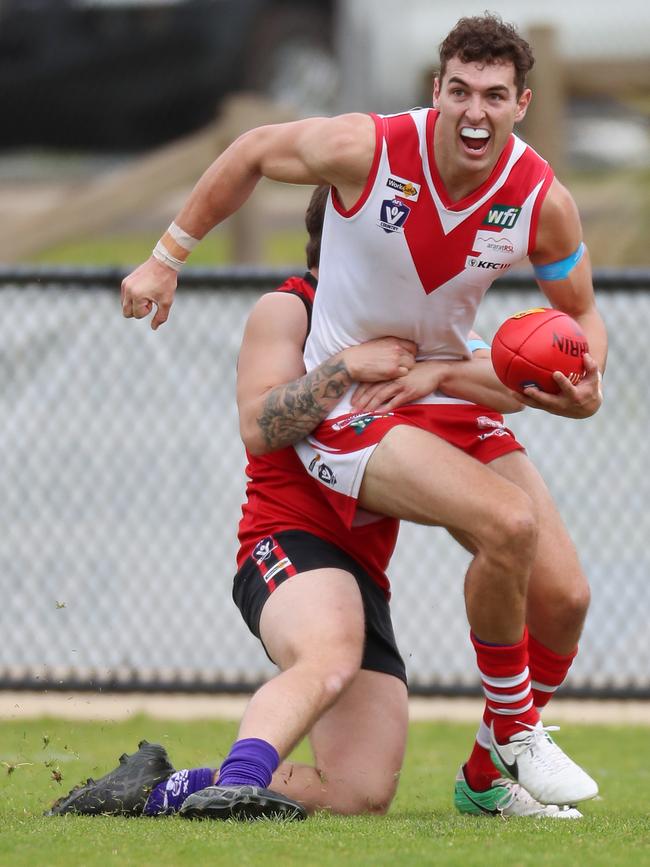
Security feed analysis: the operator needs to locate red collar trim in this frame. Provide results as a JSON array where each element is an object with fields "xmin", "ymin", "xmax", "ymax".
[{"xmin": 425, "ymin": 109, "xmax": 516, "ymax": 211}]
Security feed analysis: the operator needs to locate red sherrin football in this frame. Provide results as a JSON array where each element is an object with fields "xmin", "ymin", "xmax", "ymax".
[{"xmin": 491, "ymin": 308, "xmax": 589, "ymax": 394}]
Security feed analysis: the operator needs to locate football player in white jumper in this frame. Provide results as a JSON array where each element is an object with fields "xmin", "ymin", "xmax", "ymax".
[{"xmin": 122, "ymin": 13, "xmax": 606, "ymax": 815}]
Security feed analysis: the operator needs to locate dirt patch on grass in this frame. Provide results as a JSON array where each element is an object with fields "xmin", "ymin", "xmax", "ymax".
[{"xmin": 1, "ymin": 692, "xmax": 649, "ymax": 724}]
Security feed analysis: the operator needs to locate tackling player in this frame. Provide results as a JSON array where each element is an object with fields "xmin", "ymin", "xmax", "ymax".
[
  {"xmin": 51, "ymin": 185, "xmax": 568, "ymax": 820},
  {"xmin": 121, "ymin": 14, "xmax": 607, "ymax": 810}
]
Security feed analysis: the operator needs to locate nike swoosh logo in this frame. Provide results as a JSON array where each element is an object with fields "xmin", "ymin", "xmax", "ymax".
[
  {"xmin": 491, "ymin": 742, "xmax": 519, "ymax": 780},
  {"xmin": 463, "ymin": 790, "xmax": 500, "ymax": 816}
]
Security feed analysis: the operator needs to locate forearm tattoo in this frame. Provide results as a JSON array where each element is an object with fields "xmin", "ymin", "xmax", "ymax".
[{"xmin": 257, "ymin": 357, "xmax": 351, "ymax": 450}]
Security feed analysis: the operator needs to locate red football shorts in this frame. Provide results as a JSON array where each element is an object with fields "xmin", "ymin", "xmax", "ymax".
[{"xmin": 294, "ymin": 403, "xmax": 524, "ymax": 528}]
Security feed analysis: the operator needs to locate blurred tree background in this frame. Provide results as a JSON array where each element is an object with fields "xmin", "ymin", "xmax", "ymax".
[{"xmin": 0, "ymin": 0, "xmax": 648, "ymax": 268}]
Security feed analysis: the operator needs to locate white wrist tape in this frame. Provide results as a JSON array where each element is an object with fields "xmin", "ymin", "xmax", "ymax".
[
  {"xmin": 167, "ymin": 221, "xmax": 199, "ymax": 252},
  {"xmin": 152, "ymin": 240, "xmax": 185, "ymax": 272}
]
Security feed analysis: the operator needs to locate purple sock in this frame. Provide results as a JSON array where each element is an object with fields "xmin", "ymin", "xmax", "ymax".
[
  {"xmin": 216, "ymin": 738, "xmax": 280, "ymax": 789},
  {"xmin": 143, "ymin": 767, "xmax": 214, "ymax": 816}
]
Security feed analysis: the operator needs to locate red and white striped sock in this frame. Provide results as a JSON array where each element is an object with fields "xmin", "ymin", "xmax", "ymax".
[
  {"xmin": 471, "ymin": 629, "xmax": 539, "ymax": 743},
  {"xmin": 528, "ymin": 633, "xmax": 577, "ymax": 711},
  {"xmin": 464, "ymin": 705, "xmax": 500, "ymax": 791}
]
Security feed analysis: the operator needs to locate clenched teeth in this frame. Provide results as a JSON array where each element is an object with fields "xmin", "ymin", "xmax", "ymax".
[{"xmin": 460, "ymin": 127, "xmax": 490, "ymax": 139}]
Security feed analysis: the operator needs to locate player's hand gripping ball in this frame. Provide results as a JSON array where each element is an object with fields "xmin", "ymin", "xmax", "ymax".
[{"xmin": 491, "ymin": 308, "xmax": 589, "ymax": 394}]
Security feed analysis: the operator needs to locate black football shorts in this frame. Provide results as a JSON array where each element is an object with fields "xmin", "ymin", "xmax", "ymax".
[{"xmin": 233, "ymin": 530, "xmax": 407, "ymax": 685}]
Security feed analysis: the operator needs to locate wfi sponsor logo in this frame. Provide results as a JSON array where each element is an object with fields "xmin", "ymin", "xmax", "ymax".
[{"xmin": 482, "ymin": 204, "xmax": 521, "ymax": 229}]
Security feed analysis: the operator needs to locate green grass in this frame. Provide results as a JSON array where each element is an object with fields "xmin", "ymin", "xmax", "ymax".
[
  {"xmin": 1, "ymin": 716, "xmax": 649, "ymax": 867},
  {"xmin": 28, "ymin": 229, "xmax": 308, "ymax": 269},
  {"xmin": 23, "ymin": 168, "xmax": 650, "ymax": 269}
]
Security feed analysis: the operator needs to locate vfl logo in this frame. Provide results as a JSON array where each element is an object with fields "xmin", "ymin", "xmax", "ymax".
[
  {"xmin": 308, "ymin": 453, "xmax": 337, "ymax": 485},
  {"xmin": 482, "ymin": 204, "xmax": 522, "ymax": 229},
  {"xmin": 378, "ymin": 199, "xmax": 411, "ymax": 234},
  {"xmin": 253, "ymin": 536, "xmax": 276, "ymax": 564},
  {"xmin": 318, "ymin": 464, "xmax": 337, "ymax": 485}
]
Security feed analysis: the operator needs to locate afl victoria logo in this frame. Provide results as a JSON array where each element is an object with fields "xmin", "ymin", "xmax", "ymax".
[
  {"xmin": 317, "ymin": 464, "xmax": 337, "ymax": 485},
  {"xmin": 378, "ymin": 199, "xmax": 411, "ymax": 234}
]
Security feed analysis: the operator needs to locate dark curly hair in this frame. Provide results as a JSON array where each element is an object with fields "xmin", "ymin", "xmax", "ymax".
[
  {"xmin": 305, "ymin": 184, "xmax": 329, "ymax": 270},
  {"xmin": 439, "ymin": 13, "xmax": 534, "ymax": 96}
]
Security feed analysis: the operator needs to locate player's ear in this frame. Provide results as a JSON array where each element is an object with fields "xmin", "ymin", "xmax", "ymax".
[
  {"xmin": 432, "ymin": 76, "xmax": 441, "ymax": 108},
  {"xmin": 514, "ymin": 88, "xmax": 532, "ymax": 123}
]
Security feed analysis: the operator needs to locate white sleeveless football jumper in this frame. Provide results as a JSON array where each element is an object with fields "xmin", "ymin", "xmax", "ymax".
[{"xmin": 295, "ymin": 108, "xmax": 551, "ymax": 525}]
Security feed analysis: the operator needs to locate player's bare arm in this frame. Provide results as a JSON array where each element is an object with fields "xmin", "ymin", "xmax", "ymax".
[
  {"xmin": 176, "ymin": 114, "xmax": 375, "ymax": 237},
  {"xmin": 435, "ymin": 354, "xmax": 523, "ymax": 413},
  {"xmin": 351, "ymin": 337, "xmax": 523, "ymax": 414},
  {"xmin": 121, "ymin": 114, "xmax": 375, "ymax": 330},
  {"xmin": 352, "ymin": 357, "xmax": 522, "ymax": 414},
  {"xmin": 238, "ymin": 293, "xmax": 415, "ymax": 455},
  {"xmin": 523, "ymin": 178, "xmax": 608, "ymax": 418}
]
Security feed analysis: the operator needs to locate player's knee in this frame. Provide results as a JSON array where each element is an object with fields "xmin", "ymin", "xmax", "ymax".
[
  {"xmin": 489, "ymin": 495, "xmax": 538, "ymax": 565},
  {"xmin": 296, "ymin": 639, "xmax": 362, "ymax": 706},
  {"xmin": 575, "ymin": 580, "xmax": 591, "ymax": 617},
  {"xmin": 508, "ymin": 506, "xmax": 538, "ymax": 553},
  {"xmin": 340, "ymin": 776, "xmax": 399, "ymax": 816},
  {"xmin": 364, "ymin": 777, "xmax": 400, "ymax": 815},
  {"xmin": 321, "ymin": 655, "xmax": 362, "ymax": 703},
  {"xmin": 553, "ymin": 578, "xmax": 591, "ymax": 627}
]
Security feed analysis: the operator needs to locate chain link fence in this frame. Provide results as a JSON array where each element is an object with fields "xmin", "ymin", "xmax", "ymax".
[{"xmin": 1, "ymin": 266, "xmax": 648, "ymax": 697}]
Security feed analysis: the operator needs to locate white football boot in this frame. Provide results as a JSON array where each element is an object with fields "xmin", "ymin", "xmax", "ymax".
[{"xmin": 490, "ymin": 721, "xmax": 598, "ymax": 805}]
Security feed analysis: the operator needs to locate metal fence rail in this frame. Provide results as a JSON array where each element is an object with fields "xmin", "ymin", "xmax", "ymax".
[{"xmin": 2, "ymin": 267, "xmax": 649, "ymax": 697}]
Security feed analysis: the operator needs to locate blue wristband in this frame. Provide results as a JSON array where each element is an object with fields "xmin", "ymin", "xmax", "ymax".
[
  {"xmin": 467, "ymin": 338, "xmax": 490, "ymax": 353},
  {"xmin": 533, "ymin": 242, "xmax": 585, "ymax": 281}
]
